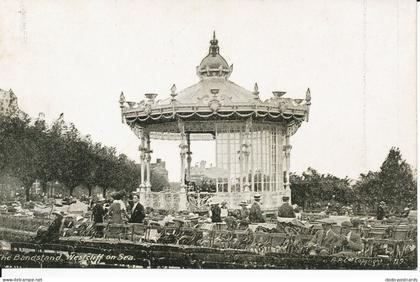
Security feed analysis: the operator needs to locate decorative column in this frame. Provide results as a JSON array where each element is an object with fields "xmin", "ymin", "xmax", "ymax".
[
  {"xmin": 243, "ymin": 118, "xmax": 252, "ymax": 191},
  {"xmin": 284, "ymin": 135, "xmax": 292, "ymax": 191},
  {"xmin": 276, "ymin": 127, "xmax": 284, "ymax": 204},
  {"xmin": 239, "ymin": 130, "xmax": 244, "ymax": 192},
  {"xmin": 145, "ymin": 132, "xmax": 152, "ymax": 192},
  {"xmin": 139, "ymin": 134, "xmax": 147, "ymax": 206},
  {"xmin": 186, "ymin": 133, "xmax": 192, "ymax": 182},
  {"xmin": 178, "ymin": 120, "xmax": 188, "ymax": 211},
  {"xmin": 250, "ymin": 127, "xmax": 255, "ymax": 198}
]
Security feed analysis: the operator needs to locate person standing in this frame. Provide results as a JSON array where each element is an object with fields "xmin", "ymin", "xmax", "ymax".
[
  {"xmin": 376, "ymin": 201, "xmax": 386, "ymax": 220},
  {"xmin": 128, "ymin": 195, "xmax": 145, "ymax": 223},
  {"xmin": 91, "ymin": 196, "xmax": 106, "ymax": 237},
  {"xmin": 220, "ymin": 201, "xmax": 229, "ymax": 220},
  {"xmin": 108, "ymin": 193, "xmax": 124, "ymax": 224},
  {"xmin": 127, "ymin": 194, "xmax": 134, "ymax": 212},
  {"xmin": 277, "ymin": 196, "xmax": 295, "ymax": 218},
  {"xmin": 249, "ymin": 194, "xmax": 265, "ymax": 223},
  {"xmin": 209, "ymin": 200, "xmax": 222, "ymax": 223}
]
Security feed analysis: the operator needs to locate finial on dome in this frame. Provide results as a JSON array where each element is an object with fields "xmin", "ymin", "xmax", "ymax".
[
  {"xmin": 197, "ymin": 32, "xmax": 231, "ymax": 79},
  {"xmin": 209, "ymin": 31, "xmax": 219, "ymax": 56}
]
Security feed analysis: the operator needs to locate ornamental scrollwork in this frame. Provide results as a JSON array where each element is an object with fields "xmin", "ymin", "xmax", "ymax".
[{"xmin": 286, "ymin": 120, "xmax": 302, "ymax": 137}]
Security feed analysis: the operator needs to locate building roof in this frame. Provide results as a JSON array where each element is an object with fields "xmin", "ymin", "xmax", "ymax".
[
  {"xmin": 158, "ymin": 78, "xmax": 254, "ymax": 106},
  {"xmin": 120, "ymin": 33, "xmax": 311, "ymax": 136}
]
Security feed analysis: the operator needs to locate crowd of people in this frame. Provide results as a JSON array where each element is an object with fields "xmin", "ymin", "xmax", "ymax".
[
  {"xmin": 34, "ymin": 191, "xmax": 146, "ymax": 242},
  {"xmin": 306, "ymin": 219, "xmax": 363, "ymax": 256},
  {"xmin": 208, "ymin": 194, "xmax": 298, "ymax": 224},
  {"xmin": 30, "ymin": 191, "xmax": 415, "ymax": 259}
]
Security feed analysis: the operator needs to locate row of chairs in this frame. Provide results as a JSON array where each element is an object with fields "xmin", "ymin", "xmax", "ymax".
[
  {"xmin": 77, "ymin": 223, "xmax": 318, "ymax": 253},
  {"xmin": 76, "ymin": 222, "xmax": 416, "ymax": 257}
]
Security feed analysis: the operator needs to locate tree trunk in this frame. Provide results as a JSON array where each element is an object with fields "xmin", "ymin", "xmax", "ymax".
[
  {"xmin": 88, "ymin": 186, "xmax": 92, "ymax": 197},
  {"xmin": 25, "ymin": 186, "xmax": 30, "ymax": 202},
  {"xmin": 102, "ymin": 187, "xmax": 107, "ymax": 198}
]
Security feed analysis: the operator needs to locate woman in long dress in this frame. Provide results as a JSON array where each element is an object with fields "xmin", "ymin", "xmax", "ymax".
[{"xmin": 108, "ymin": 193, "xmax": 126, "ymax": 224}]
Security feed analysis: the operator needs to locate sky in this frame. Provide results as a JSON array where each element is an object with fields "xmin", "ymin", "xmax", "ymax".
[{"xmin": 0, "ymin": 0, "xmax": 416, "ymax": 182}]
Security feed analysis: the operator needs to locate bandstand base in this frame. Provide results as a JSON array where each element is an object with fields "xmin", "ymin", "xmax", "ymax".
[{"xmin": 143, "ymin": 190, "xmax": 291, "ymax": 212}]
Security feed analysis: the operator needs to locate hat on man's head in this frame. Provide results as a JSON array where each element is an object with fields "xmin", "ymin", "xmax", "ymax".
[
  {"xmin": 254, "ymin": 193, "xmax": 261, "ymax": 201},
  {"xmin": 341, "ymin": 221, "xmax": 352, "ymax": 228},
  {"xmin": 282, "ymin": 196, "xmax": 290, "ymax": 202},
  {"xmin": 239, "ymin": 201, "xmax": 247, "ymax": 206}
]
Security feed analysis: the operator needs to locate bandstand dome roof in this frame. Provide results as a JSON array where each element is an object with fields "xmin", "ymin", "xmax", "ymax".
[
  {"xmin": 196, "ymin": 31, "xmax": 231, "ymax": 79},
  {"xmin": 120, "ymin": 32, "xmax": 311, "ymax": 139},
  {"xmin": 158, "ymin": 77, "xmax": 254, "ymax": 106}
]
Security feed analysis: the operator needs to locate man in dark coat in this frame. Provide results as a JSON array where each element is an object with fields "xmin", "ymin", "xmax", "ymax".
[
  {"xmin": 91, "ymin": 196, "xmax": 106, "ymax": 237},
  {"xmin": 128, "ymin": 195, "xmax": 145, "ymax": 224},
  {"xmin": 278, "ymin": 196, "xmax": 295, "ymax": 218},
  {"xmin": 210, "ymin": 202, "xmax": 222, "ymax": 223},
  {"xmin": 249, "ymin": 194, "xmax": 265, "ymax": 223}
]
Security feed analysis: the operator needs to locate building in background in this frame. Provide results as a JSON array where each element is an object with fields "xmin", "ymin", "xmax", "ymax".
[{"xmin": 151, "ymin": 158, "xmax": 169, "ymax": 182}]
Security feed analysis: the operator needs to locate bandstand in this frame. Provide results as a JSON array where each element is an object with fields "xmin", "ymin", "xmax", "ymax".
[{"xmin": 119, "ymin": 33, "xmax": 311, "ymax": 211}]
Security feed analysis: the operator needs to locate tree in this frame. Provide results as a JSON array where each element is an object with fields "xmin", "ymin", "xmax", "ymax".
[
  {"xmin": 353, "ymin": 171, "xmax": 381, "ymax": 211},
  {"xmin": 0, "ymin": 114, "xmax": 143, "ymax": 199},
  {"xmin": 150, "ymin": 171, "xmax": 169, "ymax": 192},
  {"xmin": 378, "ymin": 147, "xmax": 416, "ymax": 208},
  {"xmin": 354, "ymin": 147, "xmax": 416, "ymax": 211},
  {"xmin": 291, "ymin": 167, "xmax": 354, "ymax": 210}
]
